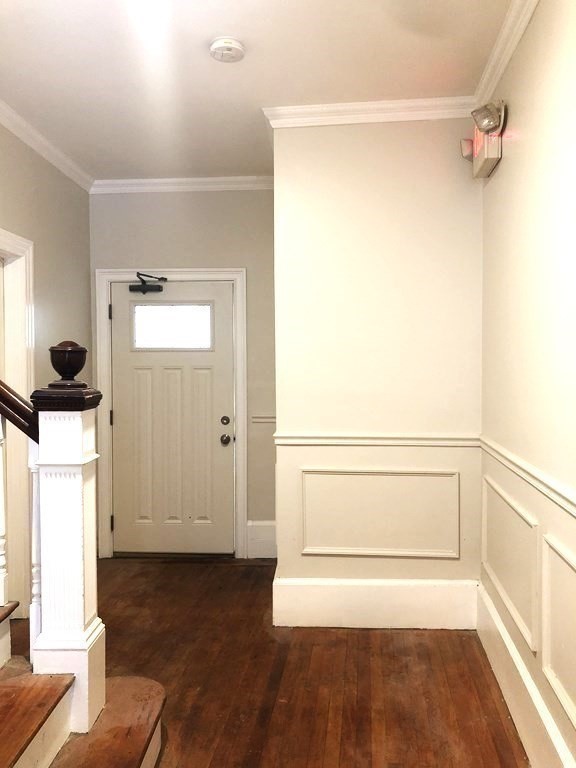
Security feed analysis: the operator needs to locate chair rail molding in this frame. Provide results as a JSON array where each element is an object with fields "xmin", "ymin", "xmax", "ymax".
[
  {"xmin": 95, "ymin": 268, "xmax": 248, "ymax": 559},
  {"xmin": 480, "ymin": 436, "xmax": 576, "ymax": 518},
  {"xmin": 274, "ymin": 433, "xmax": 481, "ymax": 448}
]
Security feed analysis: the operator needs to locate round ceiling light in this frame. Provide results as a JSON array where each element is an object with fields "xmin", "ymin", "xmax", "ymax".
[{"xmin": 209, "ymin": 37, "xmax": 245, "ymax": 63}]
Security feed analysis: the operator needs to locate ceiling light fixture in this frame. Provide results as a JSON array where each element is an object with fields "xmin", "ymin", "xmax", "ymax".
[{"xmin": 209, "ymin": 37, "xmax": 245, "ymax": 63}]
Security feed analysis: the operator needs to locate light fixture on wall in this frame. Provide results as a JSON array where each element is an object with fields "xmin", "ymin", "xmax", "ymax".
[
  {"xmin": 471, "ymin": 101, "xmax": 506, "ymax": 134},
  {"xmin": 461, "ymin": 101, "xmax": 507, "ymax": 179}
]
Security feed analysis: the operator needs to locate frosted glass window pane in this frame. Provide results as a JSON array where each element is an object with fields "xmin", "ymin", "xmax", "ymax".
[{"xmin": 133, "ymin": 304, "xmax": 212, "ymax": 349}]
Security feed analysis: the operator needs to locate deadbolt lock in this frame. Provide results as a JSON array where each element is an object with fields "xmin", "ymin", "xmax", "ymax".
[{"xmin": 220, "ymin": 415, "xmax": 230, "ymax": 425}]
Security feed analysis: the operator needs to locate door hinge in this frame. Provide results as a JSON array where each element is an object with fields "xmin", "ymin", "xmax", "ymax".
[
  {"xmin": 108, "ymin": 303, "xmax": 112, "ymax": 320},
  {"xmin": 109, "ymin": 410, "xmax": 113, "ymax": 426},
  {"xmin": 110, "ymin": 515, "xmax": 114, "ymax": 532}
]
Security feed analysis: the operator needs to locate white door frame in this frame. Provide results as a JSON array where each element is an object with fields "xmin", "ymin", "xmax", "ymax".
[
  {"xmin": 95, "ymin": 268, "xmax": 248, "ymax": 558},
  {"xmin": 0, "ymin": 228, "xmax": 34, "ymax": 617}
]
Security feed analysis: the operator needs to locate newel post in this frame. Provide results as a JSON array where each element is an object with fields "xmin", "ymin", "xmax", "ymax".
[{"xmin": 30, "ymin": 341, "xmax": 105, "ymax": 733}]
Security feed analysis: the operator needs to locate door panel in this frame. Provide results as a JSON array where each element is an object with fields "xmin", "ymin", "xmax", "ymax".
[{"xmin": 111, "ymin": 281, "xmax": 235, "ymax": 553}]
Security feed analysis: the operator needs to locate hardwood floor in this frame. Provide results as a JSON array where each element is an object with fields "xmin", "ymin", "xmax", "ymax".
[{"xmin": 97, "ymin": 558, "xmax": 528, "ymax": 768}]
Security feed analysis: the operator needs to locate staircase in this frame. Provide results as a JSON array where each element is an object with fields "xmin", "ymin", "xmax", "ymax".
[{"xmin": 0, "ymin": 342, "xmax": 166, "ymax": 768}]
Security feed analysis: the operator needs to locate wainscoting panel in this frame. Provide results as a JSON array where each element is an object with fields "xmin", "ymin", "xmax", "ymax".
[
  {"xmin": 274, "ymin": 439, "xmax": 482, "ymax": 627},
  {"xmin": 482, "ymin": 475, "xmax": 539, "ymax": 650},
  {"xmin": 302, "ymin": 468, "xmax": 460, "ymax": 557},
  {"xmin": 478, "ymin": 448, "xmax": 576, "ymax": 768},
  {"xmin": 542, "ymin": 535, "xmax": 576, "ymax": 729}
]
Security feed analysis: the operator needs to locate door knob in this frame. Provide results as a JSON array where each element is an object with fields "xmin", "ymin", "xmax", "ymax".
[{"xmin": 220, "ymin": 434, "xmax": 231, "ymax": 446}]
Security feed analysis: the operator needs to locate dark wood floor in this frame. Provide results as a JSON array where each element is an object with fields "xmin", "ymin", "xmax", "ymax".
[{"xmin": 94, "ymin": 558, "xmax": 528, "ymax": 768}]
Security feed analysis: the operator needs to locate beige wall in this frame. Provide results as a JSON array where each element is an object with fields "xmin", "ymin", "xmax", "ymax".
[
  {"xmin": 482, "ymin": 0, "xmax": 575, "ymax": 491},
  {"xmin": 275, "ymin": 120, "xmax": 482, "ymax": 437},
  {"xmin": 479, "ymin": 0, "xmax": 576, "ymax": 764},
  {"xmin": 273, "ymin": 119, "xmax": 483, "ymax": 607},
  {"xmin": 0, "ymin": 124, "xmax": 92, "ymax": 385},
  {"xmin": 0, "ymin": 124, "xmax": 91, "ymax": 615},
  {"xmin": 90, "ymin": 190, "xmax": 275, "ymax": 521}
]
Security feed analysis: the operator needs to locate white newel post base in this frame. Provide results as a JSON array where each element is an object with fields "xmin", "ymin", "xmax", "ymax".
[
  {"xmin": 31, "ymin": 343, "xmax": 105, "ymax": 734},
  {"xmin": 34, "ymin": 618, "xmax": 106, "ymax": 732}
]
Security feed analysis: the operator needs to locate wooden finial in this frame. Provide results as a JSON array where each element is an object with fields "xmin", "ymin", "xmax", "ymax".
[{"xmin": 31, "ymin": 341, "xmax": 102, "ymax": 412}]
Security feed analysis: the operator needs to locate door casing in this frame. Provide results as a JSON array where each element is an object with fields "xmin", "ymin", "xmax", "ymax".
[
  {"xmin": 95, "ymin": 268, "xmax": 248, "ymax": 558},
  {"xmin": 0, "ymin": 228, "xmax": 34, "ymax": 617}
]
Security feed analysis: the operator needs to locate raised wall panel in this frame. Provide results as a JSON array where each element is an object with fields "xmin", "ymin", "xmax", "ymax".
[
  {"xmin": 543, "ymin": 535, "xmax": 576, "ymax": 728},
  {"xmin": 162, "ymin": 368, "xmax": 183, "ymax": 524},
  {"xmin": 483, "ymin": 475, "xmax": 538, "ymax": 650},
  {"xmin": 192, "ymin": 368, "xmax": 213, "ymax": 524},
  {"xmin": 133, "ymin": 368, "xmax": 153, "ymax": 523},
  {"xmin": 301, "ymin": 469, "xmax": 460, "ymax": 557}
]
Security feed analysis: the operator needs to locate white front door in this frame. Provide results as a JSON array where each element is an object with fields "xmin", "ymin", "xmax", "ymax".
[{"xmin": 111, "ymin": 280, "xmax": 235, "ymax": 553}]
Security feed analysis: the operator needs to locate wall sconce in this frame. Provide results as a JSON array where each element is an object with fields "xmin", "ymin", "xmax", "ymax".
[
  {"xmin": 471, "ymin": 101, "xmax": 506, "ymax": 134},
  {"xmin": 461, "ymin": 101, "xmax": 507, "ymax": 179}
]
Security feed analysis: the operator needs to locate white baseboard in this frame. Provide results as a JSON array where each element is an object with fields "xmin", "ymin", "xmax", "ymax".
[
  {"xmin": 477, "ymin": 585, "xmax": 576, "ymax": 768},
  {"xmin": 246, "ymin": 520, "xmax": 277, "ymax": 559},
  {"xmin": 273, "ymin": 577, "xmax": 478, "ymax": 629}
]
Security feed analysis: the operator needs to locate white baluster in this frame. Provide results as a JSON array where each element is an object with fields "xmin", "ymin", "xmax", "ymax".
[{"xmin": 28, "ymin": 439, "xmax": 41, "ymax": 662}]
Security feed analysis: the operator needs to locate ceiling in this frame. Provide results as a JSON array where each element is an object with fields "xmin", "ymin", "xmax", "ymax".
[{"xmin": 0, "ymin": 0, "xmax": 511, "ymax": 182}]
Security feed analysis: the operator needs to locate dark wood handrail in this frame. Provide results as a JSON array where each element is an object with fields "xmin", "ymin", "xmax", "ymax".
[{"xmin": 0, "ymin": 378, "xmax": 39, "ymax": 443}]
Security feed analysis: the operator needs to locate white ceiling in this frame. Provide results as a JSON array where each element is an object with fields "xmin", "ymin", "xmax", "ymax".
[{"xmin": 0, "ymin": 0, "xmax": 511, "ymax": 182}]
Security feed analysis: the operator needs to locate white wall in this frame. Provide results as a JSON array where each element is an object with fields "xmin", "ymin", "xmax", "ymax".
[
  {"xmin": 275, "ymin": 121, "xmax": 482, "ymax": 437},
  {"xmin": 273, "ymin": 119, "xmax": 483, "ymax": 626},
  {"xmin": 479, "ymin": 0, "xmax": 576, "ymax": 765},
  {"xmin": 0, "ymin": 124, "xmax": 91, "ymax": 614},
  {"xmin": 90, "ymin": 190, "xmax": 275, "ymax": 522}
]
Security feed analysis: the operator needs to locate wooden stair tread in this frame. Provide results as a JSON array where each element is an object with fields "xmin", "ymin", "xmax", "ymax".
[
  {"xmin": 50, "ymin": 676, "xmax": 166, "ymax": 768},
  {"xmin": 0, "ymin": 672, "xmax": 74, "ymax": 767},
  {"xmin": 0, "ymin": 601, "xmax": 19, "ymax": 625},
  {"xmin": 0, "ymin": 656, "xmax": 32, "ymax": 681}
]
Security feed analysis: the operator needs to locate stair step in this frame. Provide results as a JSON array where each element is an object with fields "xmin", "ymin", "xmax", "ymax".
[
  {"xmin": 0, "ymin": 602, "xmax": 20, "ymax": 667},
  {"xmin": 0, "ymin": 656, "xmax": 32, "ymax": 681},
  {"xmin": 0, "ymin": 672, "xmax": 74, "ymax": 768},
  {"xmin": 50, "ymin": 677, "xmax": 166, "ymax": 768}
]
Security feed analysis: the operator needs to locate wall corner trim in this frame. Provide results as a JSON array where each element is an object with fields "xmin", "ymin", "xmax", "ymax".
[
  {"xmin": 475, "ymin": 0, "xmax": 541, "ymax": 103},
  {"xmin": 0, "ymin": 98, "xmax": 93, "ymax": 191},
  {"xmin": 273, "ymin": 578, "xmax": 478, "ymax": 629},
  {"xmin": 246, "ymin": 520, "xmax": 277, "ymax": 559},
  {"xmin": 90, "ymin": 176, "xmax": 274, "ymax": 195},
  {"xmin": 263, "ymin": 96, "xmax": 476, "ymax": 129}
]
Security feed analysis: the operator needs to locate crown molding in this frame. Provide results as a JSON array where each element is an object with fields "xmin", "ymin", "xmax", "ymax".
[
  {"xmin": 90, "ymin": 176, "xmax": 274, "ymax": 194},
  {"xmin": 475, "ymin": 0, "xmax": 541, "ymax": 104},
  {"xmin": 0, "ymin": 98, "xmax": 93, "ymax": 191},
  {"xmin": 263, "ymin": 96, "xmax": 476, "ymax": 129}
]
